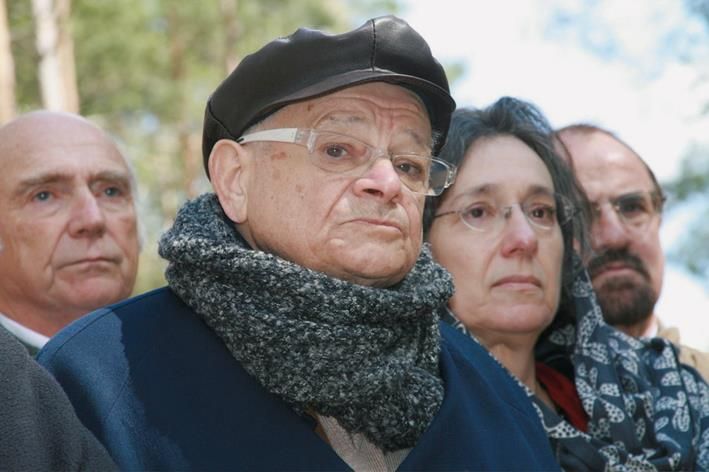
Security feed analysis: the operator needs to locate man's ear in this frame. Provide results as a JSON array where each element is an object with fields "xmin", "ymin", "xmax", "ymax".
[{"xmin": 209, "ymin": 139, "xmax": 251, "ymax": 223}]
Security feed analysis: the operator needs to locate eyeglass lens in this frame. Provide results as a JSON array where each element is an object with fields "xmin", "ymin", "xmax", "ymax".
[
  {"xmin": 593, "ymin": 192, "xmax": 659, "ymax": 228},
  {"xmin": 458, "ymin": 193, "xmax": 568, "ymax": 233},
  {"xmin": 308, "ymin": 131, "xmax": 449, "ymax": 196}
]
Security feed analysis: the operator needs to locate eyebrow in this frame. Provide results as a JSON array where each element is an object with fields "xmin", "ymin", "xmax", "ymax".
[
  {"xmin": 611, "ymin": 190, "xmax": 651, "ymax": 199},
  {"xmin": 322, "ymin": 114, "xmax": 430, "ymax": 150},
  {"xmin": 588, "ymin": 189, "xmax": 655, "ymax": 205},
  {"xmin": 14, "ymin": 173, "xmax": 72, "ymax": 198},
  {"xmin": 450, "ymin": 183, "xmax": 555, "ymax": 205},
  {"xmin": 401, "ymin": 128, "xmax": 430, "ymax": 150}
]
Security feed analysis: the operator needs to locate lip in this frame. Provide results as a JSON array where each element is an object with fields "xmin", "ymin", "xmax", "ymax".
[
  {"xmin": 492, "ymin": 275, "xmax": 542, "ymax": 288},
  {"xmin": 349, "ymin": 218, "xmax": 403, "ymax": 231},
  {"xmin": 593, "ymin": 262, "xmax": 637, "ymax": 277},
  {"xmin": 60, "ymin": 257, "xmax": 118, "ymax": 269}
]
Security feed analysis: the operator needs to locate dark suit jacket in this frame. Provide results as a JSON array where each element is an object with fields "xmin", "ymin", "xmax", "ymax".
[
  {"xmin": 39, "ymin": 287, "xmax": 559, "ymax": 471},
  {"xmin": 0, "ymin": 325, "xmax": 116, "ymax": 470}
]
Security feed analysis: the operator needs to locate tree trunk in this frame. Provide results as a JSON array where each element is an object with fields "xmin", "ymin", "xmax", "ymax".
[
  {"xmin": 32, "ymin": 0, "xmax": 79, "ymax": 112},
  {"xmin": 0, "ymin": 0, "xmax": 16, "ymax": 123},
  {"xmin": 166, "ymin": 6, "xmax": 202, "ymax": 200},
  {"xmin": 220, "ymin": 0, "xmax": 240, "ymax": 74}
]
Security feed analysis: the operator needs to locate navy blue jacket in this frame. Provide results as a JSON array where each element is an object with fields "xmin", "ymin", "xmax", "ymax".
[{"xmin": 39, "ymin": 287, "xmax": 559, "ymax": 471}]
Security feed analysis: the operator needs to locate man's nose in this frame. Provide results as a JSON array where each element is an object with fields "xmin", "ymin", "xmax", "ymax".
[
  {"xmin": 67, "ymin": 191, "xmax": 107, "ymax": 238},
  {"xmin": 352, "ymin": 157, "xmax": 403, "ymax": 201},
  {"xmin": 592, "ymin": 205, "xmax": 630, "ymax": 251}
]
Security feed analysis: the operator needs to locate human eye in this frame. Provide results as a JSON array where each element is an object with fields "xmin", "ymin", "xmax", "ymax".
[
  {"xmin": 315, "ymin": 133, "xmax": 363, "ymax": 162},
  {"xmin": 93, "ymin": 179, "xmax": 131, "ymax": 205},
  {"xmin": 392, "ymin": 155, "xmax": 427, "ymax": 181},
  {"xmin": 616, "ymin": 194, "xmax": 650, "ymax": 219},
  {"xmin": 526, "ymin": 202, "xmax": 557, "ymax": 227},
  {"xmin": 103, "ymin": 186, "xmax": 123, "ymax": 198},
  {"xmin": 32, "ymin": 190, "xmax": 53, "ymax": 202},
  {"xmin": 461, "ymin": 201, "xmax": 496, "ymax": 228},
  {"xmin": 25, "ymin": 187, "xmax": 62, "ymax": 215},
  {"xmin": 323, "ymin": 143, "xmax": 351, "ymax": 160}
]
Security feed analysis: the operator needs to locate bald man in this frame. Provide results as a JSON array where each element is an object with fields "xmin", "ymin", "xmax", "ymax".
[
  {"xmin": 556, "ymin": 124, "xmax": 709, "ymax": 380},
  {"xmin": 0, "ymin": 111, "xmax": 140, "ymax": 354}
]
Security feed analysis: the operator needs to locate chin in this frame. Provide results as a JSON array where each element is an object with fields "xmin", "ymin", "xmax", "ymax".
[
  {"xmin": 338, "ymin": 260, "xmax": 410, "ymax": 288},
  {"xmin": 339, "ymin": 244, "xmax": 415, "ymax": 274},
  {"xmin": 341, "ymin": 265, "xmax": 408, "ymax": 287},
  {"xmin": 68, "ymin": 282, "xmax": 132, "ymax": 311},
  {"xmin": 493, "ymin": 305, "xmax": 555, "ymax": 333}
]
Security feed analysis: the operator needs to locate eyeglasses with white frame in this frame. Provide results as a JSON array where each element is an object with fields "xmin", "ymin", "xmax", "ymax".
[{"xmin": 236, "ymin": 128, "xmax": 457, "ymax": 196}]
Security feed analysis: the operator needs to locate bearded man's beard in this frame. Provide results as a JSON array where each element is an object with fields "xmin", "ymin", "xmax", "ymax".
[{"xmin": 587, "ymin": 248, "xmax": 658, "ymax": 327}]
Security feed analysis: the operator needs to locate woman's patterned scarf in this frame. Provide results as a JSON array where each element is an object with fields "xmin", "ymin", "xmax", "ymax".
[
  {"xmin": 159, "ymin": 193, "xmax": 454, "ymax": 452},
  {"xmin": 445, "ymin": 268, "xmax": 709, "ymax": 471}
]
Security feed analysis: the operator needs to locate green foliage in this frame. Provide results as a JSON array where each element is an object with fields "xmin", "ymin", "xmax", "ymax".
[
  {"xmin": 70, "ymin": 0, "xmax": 350, "ymax": 122},
  {"xmin": 671, "ymin": 220, "xmax": 709, "ymax": 280},
  {"xmin": 6, "ymin": 0, "xmax": 40, "ymax": 111},
  {"xmin": 346, "ymin": 0, "xmax": 400, "ymax": 19},
  {"xmin": 665, "ymin": 145, "xmax": 709, "ymax": 203}
]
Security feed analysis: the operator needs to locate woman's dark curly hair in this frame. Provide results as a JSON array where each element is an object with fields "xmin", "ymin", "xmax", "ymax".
[{"xmin": 424, "ymin": 97, "xmax": 592, "ymax": 328}]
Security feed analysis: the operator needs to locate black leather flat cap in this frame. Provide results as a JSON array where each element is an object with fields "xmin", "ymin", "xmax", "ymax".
[{"xmin": 202, "ymin": 15, "xmax": 455, "ymax": 177}]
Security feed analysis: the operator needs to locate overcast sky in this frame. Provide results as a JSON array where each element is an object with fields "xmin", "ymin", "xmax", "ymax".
[{"xmin": 400, "ymin": 0, "xmax": 709, "ymax": 349}]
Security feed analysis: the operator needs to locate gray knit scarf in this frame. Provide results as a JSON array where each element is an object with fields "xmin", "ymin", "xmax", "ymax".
[{"xmin": 158, "ymin": 193, "xmax": 453, "ymax": 452}]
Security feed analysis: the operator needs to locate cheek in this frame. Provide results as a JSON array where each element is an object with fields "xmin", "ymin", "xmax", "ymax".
[
  {"xmin": 0, "ymin": 222, "xmax": 62, "ymax": 279},
  {"xmin": 429, "ymin": 225, "xmax": 458, "ymax": 267},
  {"xmin": 432, "ymin": 234, "xmax": 487, "ymax": 289},
  {"xmin": 449, "ymin": 254, "xmax": 487, "ymax": 305},
  {"xmin": 404, "ymin": 199, "xmax": 424, "ymax": 241},
  {"xmin": 105, "ymin": 206, "xmax": 138, "ymax": 240},
  {"xmin": 638, "ymin": 238, "xmax": 664, "ymax": 288},
  {"xmin": 269, "ymin": 180, "xmax": 342, "ymax": 253},
  {"xmin": 255, "ymin": 168, "xmax": 311, "ymax": 217},
  {"xmin": 630, "ymin": 234, "xmax": 662, "ymax": 266},
  {"xmin": 644, "ymin": 237, "xmax": 664, "ymax": 265},
  {"xmin": 118, "ymin": 217, "xmax": 140, "ymax": 255},
  {"xmin": 14, "ymin": 218, "xmax": 61, "ymax": 253}
]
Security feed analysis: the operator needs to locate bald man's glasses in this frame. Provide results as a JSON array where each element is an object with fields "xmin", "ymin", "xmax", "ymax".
[{"xmin": 237, "ymin": 128, "xmax": 457, "ymax": 196}]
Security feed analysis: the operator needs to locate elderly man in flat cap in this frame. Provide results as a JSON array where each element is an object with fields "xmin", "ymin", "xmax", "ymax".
[{"xmin": 39, "ymin": 16, "xmax": 558, "ymax": 470}]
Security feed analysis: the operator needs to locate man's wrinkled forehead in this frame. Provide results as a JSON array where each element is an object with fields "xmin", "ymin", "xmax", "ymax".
[
  {"xmin": 18, "ymin": 134, "xmax": 127, "ymax": 168},
  {"xmin": 269, "ymin": 83, "xmax": 432, "ymax": 144},
  {"xmin": 316, "ymin": 113, "xmax": 431, "ymax": 150},
  {"xmin": 0, "ymin": 125, "xmax": 135, "ymax": 201}
]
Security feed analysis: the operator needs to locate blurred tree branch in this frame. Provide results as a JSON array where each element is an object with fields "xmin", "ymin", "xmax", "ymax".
[
  {"xmin": 32, "ymin": 0, "xmax": 79, "ymax": 112},
  {"xmin": 0, "ymin": 0, "xmax": 16, "ymax": 123}
]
